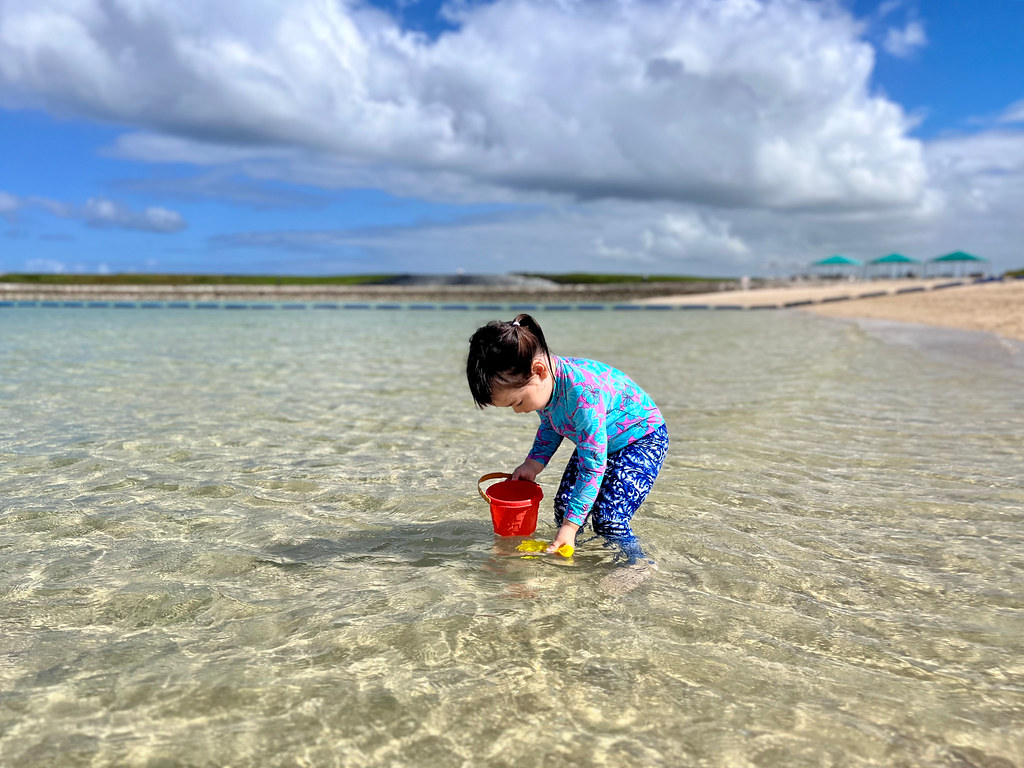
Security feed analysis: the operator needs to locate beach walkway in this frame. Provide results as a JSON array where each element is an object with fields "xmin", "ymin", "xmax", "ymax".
[{"xmin": 634, "ymin": 277, "xmax": 979, "ymax": 309}]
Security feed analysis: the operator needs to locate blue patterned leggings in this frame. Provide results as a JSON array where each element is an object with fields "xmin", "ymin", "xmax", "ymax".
[{"xmin": 553, "ymin": 423, "xmax": 669, "ymax": 564}]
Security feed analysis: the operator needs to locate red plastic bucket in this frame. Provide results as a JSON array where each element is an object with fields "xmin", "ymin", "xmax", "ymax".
[{"xmin": 478, "ymin": 472, "xmax": 543, "ymax": 537}]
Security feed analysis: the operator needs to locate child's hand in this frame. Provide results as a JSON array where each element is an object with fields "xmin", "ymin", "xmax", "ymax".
[
  {"xmin": 547, "ymin": 522, "xmax": 579, "ymax": 554},
  {"xmin": 511, "ymin": 459, "xmax": 544, "ymax": 483}
]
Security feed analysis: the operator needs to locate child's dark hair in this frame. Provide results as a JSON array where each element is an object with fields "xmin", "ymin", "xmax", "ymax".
[{"xmin": 467, "ymin": 314, "xmax": 552, "ymax": 408}]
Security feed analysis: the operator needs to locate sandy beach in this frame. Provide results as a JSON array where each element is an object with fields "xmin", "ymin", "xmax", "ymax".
[
  {"xmin": 643, "ymin": 277, "xmax": 1024, "ymax": 342},
  {"xmin": 804, "ymin": 279, "xmax": 1024, "ymax": 343}
]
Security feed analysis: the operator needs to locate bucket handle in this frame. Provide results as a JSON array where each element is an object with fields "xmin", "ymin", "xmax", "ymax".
[{"xmin": 478, "ymin": 472, "xmax": 512, "ymax": 501}]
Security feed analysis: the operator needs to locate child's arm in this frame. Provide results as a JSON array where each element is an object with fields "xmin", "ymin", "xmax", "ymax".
[
  {"xmin": 518, "ymin": 411, "xmax": 562, "ymax": 481},
  {"xmin": 558, "ymin": 396, "xmax": 609, "ymax": 528}
]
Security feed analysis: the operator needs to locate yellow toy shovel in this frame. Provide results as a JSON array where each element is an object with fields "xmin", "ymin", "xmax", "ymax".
[{"xmin": 516, "ymin": 540, "xmax": 575, "ymax": 558}]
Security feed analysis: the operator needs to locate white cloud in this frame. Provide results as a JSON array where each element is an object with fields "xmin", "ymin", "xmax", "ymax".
[
  {"xmin": 24, "ymin": 258, "xmax": 68, "ymax": 273},
  {"xmin": 214, "ymin": 200, "xmax": 757, "ymax": 274},
  {"xmin": 928, "ymin": 131, "xmax": 1024, "ymax": 180},
  {"xmin": 883, "ymin": 20, "xmax": 926, "ymax": 58},
  {"xmin": 81, "ymin": 197, "xmax": 186, "ymax": 232},
  {"xmin": 211, "ymin": 112, "xmax": 1024, "ymax": 276},
  {"xmin": 0, "ymin": 190, "xmax": 186, "ymax": 232},
  {"xmin": 26, "ymin": 195, "xmax": 73, "ymax": 218},
  {"xmin": 0, "ymin": 189, "xmax": 19, "ymax": 214},
  {"xmin": 594, "ymin": 237, "xmax": 640, "ymax": 263},
  {"xmin": 923, "ymin": 129, "xmax": 1024, "ymax": 248},
  {"xmin": 641, "ymin": 212, "xmax": 750, "ymax": 261},
  {"xmin": 6, "ymin": 0, "xmax": 1021, "ymax": 275},
  {"xmin": 0, "ymin": 0, "xmax": 927, "ymax": 212},
  {"xmin": 875, "ymin": 1, "xmax": 906, "ymax": 20},
  {"xmin": 20, "ymin": 259, "xmax": 109, "ymax": 274},
  {"xmin": 1000, "ymin": 100, "xmax": 1024, "ymax": 125}
]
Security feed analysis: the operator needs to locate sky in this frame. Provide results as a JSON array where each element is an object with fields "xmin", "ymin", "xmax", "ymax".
[{"xmin": 1, "ymin": 0, "xmax": 1023, "ymax": 278}]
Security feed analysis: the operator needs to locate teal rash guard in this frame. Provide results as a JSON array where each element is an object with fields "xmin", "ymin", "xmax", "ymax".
[{"xmin": 526, "ymin": 356, "xmax": 665, "ymax": 526}]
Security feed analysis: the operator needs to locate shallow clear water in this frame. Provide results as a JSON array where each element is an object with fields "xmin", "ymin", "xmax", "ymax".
[{"xmin": 1, "ymin": 307, "xmax": 1022, "ymax": 767}]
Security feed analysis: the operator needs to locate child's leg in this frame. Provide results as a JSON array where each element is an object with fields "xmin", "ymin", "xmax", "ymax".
[
  {"xmin": 553, "ymin": 425, "xmax": 669, "ymax": 563},
  {"xmin": 590, "ymin": 425, "xmax": 669, "ymax": 564}
]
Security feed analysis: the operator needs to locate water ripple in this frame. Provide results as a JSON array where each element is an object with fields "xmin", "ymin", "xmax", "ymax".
[{"xmin": 1, "ymin": 308, "xmax": 1021, "ymax": 766}]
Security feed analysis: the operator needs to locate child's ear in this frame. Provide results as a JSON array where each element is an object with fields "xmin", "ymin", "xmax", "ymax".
[{"xmin": 532, "ymin": 358, "xmax": 548, "ymax": 378}]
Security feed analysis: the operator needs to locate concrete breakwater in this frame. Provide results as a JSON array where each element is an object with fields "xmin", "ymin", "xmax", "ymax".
[{"xmin": 0, "ymin": 280, "xmax": 728, "ymax": 305}]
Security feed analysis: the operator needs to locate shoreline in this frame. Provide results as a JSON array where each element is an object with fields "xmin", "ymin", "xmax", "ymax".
[
  {"xmin": 832, "ymin": 317, "xmax": 1024, "ymax": 373},
  {"xmin": 4, "ymin": 276, "xmax": 1021, "ymax": 344}
]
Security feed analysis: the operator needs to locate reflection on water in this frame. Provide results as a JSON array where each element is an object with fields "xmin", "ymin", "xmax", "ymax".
[{"xmin": 1, "ymin": 308, "xmax": 1022, "ymax": 767}]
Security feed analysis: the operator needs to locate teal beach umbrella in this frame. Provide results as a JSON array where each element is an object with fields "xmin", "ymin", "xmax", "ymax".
[
  {"xmin": 870, "ymin": 253, "xmax": 921, "ymax": 277},
  {"xmin": 871, "ymin": 253, "xmax": 919, "ymax": 265},
  {"xmin": 811, "ymin": 254, "xmax": 863, "ymax": 278},
  {"xmin": 927, "ymin": 251, "xmax": 988, "ymax": 277},
  {"xmin": 813, "ymin": 255, "xmax": 863, "ymax": 266}
]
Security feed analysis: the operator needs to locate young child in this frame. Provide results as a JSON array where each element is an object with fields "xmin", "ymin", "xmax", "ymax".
[{"xmin": 467, "ymin": 313, "xmax": 668, "ymax": 564}]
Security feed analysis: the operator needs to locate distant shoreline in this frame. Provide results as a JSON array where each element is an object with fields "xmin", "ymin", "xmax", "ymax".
[
  {"xmin": 0, "ymin": 278, "xmax": 731, "ymax": 304},
  {"xmin": 5, "ymin": 275, "xmax": 1022, "ymax": 344}
]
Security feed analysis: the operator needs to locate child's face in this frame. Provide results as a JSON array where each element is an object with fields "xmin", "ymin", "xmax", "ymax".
[{"xmin": 490, "ymin": 359, "xmax": 553, "ymax": 414}]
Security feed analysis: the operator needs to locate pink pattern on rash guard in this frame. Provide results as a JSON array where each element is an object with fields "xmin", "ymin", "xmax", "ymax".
[{"xmin": 526, "ymin": 356, "xmax": 665, "ymax": 526}]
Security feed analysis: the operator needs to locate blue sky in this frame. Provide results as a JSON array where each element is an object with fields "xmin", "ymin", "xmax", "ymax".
[{"xmin": 1, "ymin": 0, "xmax": 1023, "ymax": 277}]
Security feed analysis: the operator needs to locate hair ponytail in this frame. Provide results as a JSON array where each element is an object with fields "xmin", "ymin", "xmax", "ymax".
[{"xmin": 467, "ymin": 314, "xmax": 552, "ymax": 408}]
